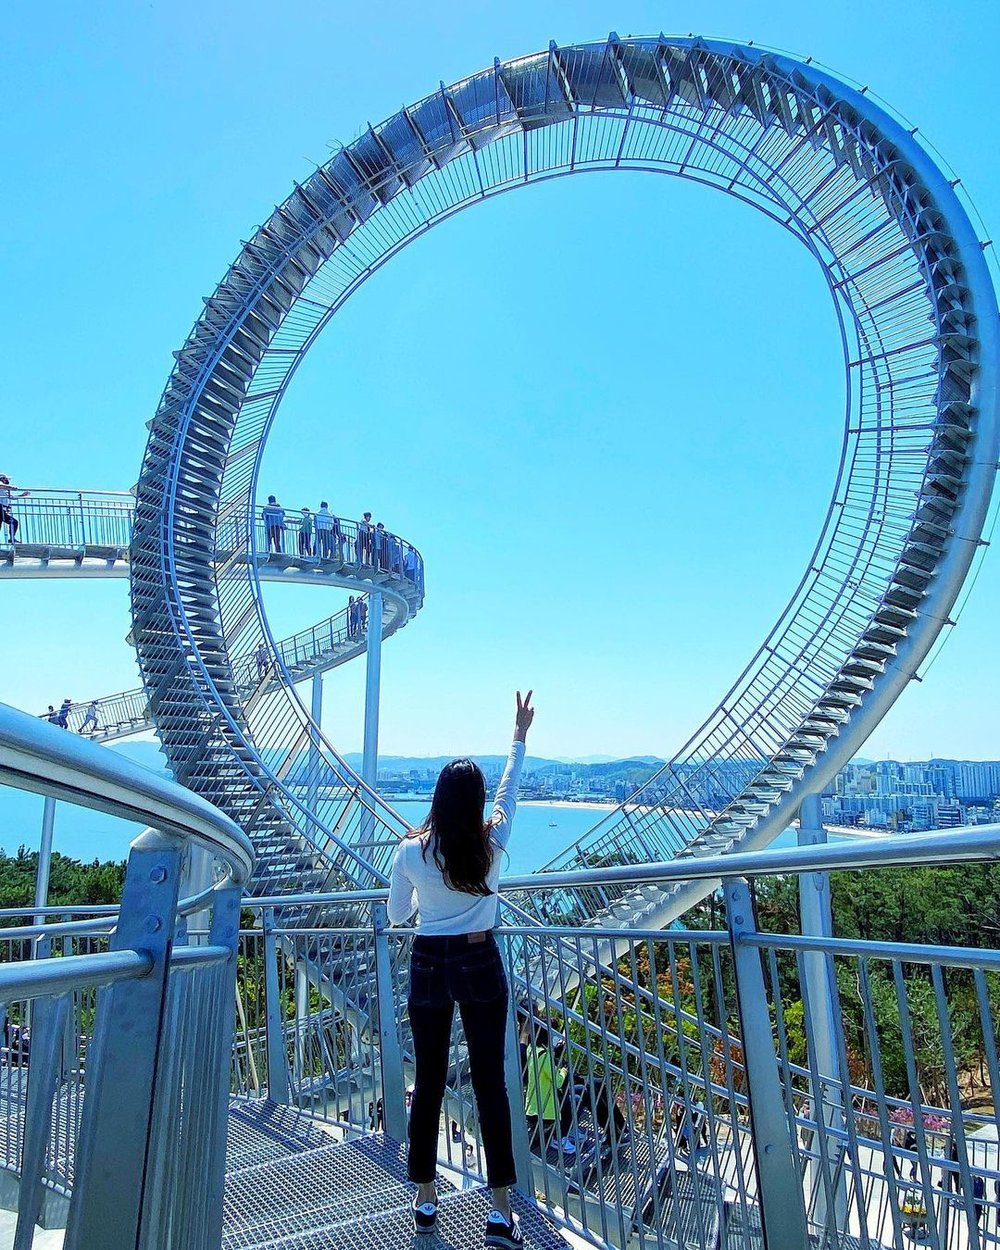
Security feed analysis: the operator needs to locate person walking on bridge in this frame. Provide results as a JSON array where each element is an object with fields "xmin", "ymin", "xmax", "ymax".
[
  {"xmin": 388, "ymin": 691, "xmax": 535, "ymax": 1249},
  {"xmin": 356, "ymin": 511, "xmax": 373, "ymax": 564}
]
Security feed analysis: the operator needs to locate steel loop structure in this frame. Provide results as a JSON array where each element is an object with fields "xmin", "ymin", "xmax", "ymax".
[{"xmin": 121, "ymin": 35, "xmax": 998, "ymax": 921}]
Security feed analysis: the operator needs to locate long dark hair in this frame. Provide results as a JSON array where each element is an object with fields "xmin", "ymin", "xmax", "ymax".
[{"xmin": 416, "ymin": 758, "xmax": 494, "ymax": 896}]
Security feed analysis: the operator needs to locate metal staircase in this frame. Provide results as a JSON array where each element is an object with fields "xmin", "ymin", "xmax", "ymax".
[
  {"xmin": 2, "ymin": 32, "xmax": 1000, "ymax": 1250},
  {"xmin": 1, "ymin": 31, "xmax": 997, "ymax": 982},
  {"xmin": 4, "ymin": 39, "xmax": 994, "ymax": 943},
  {"xmin": 0, "ymin": 492, "xmax": 423, "ymax": 904},
  {"xmin": 43, "ymin": 599, "xmax": 382, "ymax": 743}
]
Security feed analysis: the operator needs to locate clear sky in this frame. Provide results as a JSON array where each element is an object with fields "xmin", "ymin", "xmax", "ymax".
[{"xmin": 2, "ymin": 0, "xmax": 999, "ymax": 763}]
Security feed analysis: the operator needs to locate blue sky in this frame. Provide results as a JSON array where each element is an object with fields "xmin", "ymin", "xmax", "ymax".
[{"xmin": 2, "ymin": 0, "xmax": 999, "ymax": 763}]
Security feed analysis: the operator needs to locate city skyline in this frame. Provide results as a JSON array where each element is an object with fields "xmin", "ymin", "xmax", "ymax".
[{"xmin": 370, "ymin": 751, "xmax": 1000, "ymax": 834}]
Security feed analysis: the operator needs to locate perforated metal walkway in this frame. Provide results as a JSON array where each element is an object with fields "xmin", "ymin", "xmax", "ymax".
[{"xmin": 223, "ymin": 1101, "xmax": 571, "ymax": 1250}]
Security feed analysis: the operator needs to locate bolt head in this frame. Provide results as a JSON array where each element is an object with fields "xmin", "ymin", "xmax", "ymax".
[
  {"xmin": 734, "ymin": 915, "xmax": 744, "ymax": 925},
  {"xmin": 145, "ymin": 916, "xmax": 162, "ymax": 934},
  {"xmin": 149, "ymin": 866, "xmax": 168, "ymax": 884}
]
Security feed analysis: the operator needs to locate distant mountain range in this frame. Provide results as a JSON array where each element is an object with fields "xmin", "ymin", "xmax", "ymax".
[
  {"xmin": 105, "ymin": 741, "xmax": 666, "ymax": 781},
  {"xmin": 342, "ymin": 753, "xmax": 666, "ymax": 775}
]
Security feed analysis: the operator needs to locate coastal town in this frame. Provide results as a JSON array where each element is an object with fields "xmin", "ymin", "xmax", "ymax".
[{"xmin": 370, "ymin": 753, "xmax": 1000, "ymax": 833}]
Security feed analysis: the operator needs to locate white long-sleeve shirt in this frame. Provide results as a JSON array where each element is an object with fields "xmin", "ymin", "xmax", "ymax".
[{"xmin": 387, "ymin": 740, "xmax": 525, "ymax": 934}]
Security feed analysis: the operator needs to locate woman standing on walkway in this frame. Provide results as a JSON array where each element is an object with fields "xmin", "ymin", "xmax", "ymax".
[{"xmin": 388, "ymin": 690, "xmax": 535, "ymax": 1249}]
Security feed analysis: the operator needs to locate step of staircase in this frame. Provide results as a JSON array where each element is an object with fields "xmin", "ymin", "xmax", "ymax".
[{"xmin": 223, "ymin": 1101, "xmax": 570, "ymax": 1250}]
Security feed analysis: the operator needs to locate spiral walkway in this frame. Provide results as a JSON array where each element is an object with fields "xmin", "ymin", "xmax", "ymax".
[
  {"xmin": 5, "ymin": 37, "xmax": 999, "ymax": 931},
  {"xmin": 2, "ymin": 491, "xmax": 422, "ymax": 747},
  {"xmin": 0, "ymin": 491, "xmax": 424, "ymax": 897}
]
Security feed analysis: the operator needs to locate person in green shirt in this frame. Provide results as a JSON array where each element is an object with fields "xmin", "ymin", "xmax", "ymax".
[{"xmin": 523, "ymin": 1027, "xmax": 576, "ymax": 1155}]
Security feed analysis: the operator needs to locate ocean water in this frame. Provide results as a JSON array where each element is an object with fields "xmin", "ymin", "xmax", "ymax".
[
  {"xmin": 0, "ymin": 794, "xmax": 607, "ymax": 872},
  {"xmin": 0, "ymin": 789, "xmax": 808, "ymax": 876},
  {"xmin": 390, "ymin": 801, "xmax": 809, "ymax": 873}
]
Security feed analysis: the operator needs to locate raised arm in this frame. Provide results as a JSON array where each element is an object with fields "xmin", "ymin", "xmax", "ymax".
[{"xmin": 491, "ymin": 690, "xmax": 534, "ymax": 848}]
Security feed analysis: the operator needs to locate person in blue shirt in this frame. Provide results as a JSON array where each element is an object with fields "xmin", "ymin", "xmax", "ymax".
[{"xmin": 262, "ymin": 496, "xmax": 285, "ymax": 553}]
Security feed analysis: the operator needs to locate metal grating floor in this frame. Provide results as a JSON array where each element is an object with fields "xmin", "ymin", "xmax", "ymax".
[
  {"xmin": 222, "ymin": 1103, "xmax": 569, "ymax": 1250},
  {"xmin": 226, "ymin": 1098, "xmax": 336, "ymax": 1173}
]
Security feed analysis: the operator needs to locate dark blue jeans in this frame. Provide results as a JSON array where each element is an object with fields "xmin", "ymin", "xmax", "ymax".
[{"xmin": 407, "ymin": 932, "xmax": 517, "ymax": 1189}]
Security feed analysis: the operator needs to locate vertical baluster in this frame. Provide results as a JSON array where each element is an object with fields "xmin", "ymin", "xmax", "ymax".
[
  {"xmin": 263, "ymin": 908, "xmax": 289, "ymax": 1105},
  {"xmin": 63, "ymin": 835, "xmax": 182, "ymax": 1250},
  {"xmin": 373, "ymin": 903, "xmax": 407, "ymax": 1142},
  {"xmin": 497, "ymin": 931, "xmax": 533, "ymax": 1190},
  {"xmin": 725, "ymin": 877, "xmax": 809, "ymax": 1250},
  {"xmin": 13, "ymin": 992, "xmax": 70, "ymax": 1249}
]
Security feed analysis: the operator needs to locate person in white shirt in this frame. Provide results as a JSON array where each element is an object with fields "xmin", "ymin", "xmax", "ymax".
[
  {"xmin": 0, "ymin": 475, "xmax": 30, "ymax": 543},
  {"xmin": 388, "ymin": 691, "xmax": 535, "ymax": 1249},
  {"xmin": 314, "ymin": 502, "xmax": 335, "ymax": 560}
]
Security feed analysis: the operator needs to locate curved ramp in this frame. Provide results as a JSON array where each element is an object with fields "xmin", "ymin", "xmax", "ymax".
[{"xmin": 2, "ymin": 491, "xmax": 424, "ymax": 899}]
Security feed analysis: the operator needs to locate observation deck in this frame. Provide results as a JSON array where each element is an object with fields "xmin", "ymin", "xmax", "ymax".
[{"xmin": 2, "ymin": 27, "xmax": 1000, "ymax": 1250}]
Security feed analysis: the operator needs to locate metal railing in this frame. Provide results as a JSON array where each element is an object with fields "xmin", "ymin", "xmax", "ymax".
[
  {"xmin": 0, "ymin": 702, "xmax": 253, "ymax": 1250},
  {"xmin": 0, "ymin": 489, "xmax": 135, "ymax": 549},
  {"xmin": 209, "ymin": 826, "xmax": 1000, "ymax": 1250},
  {"xmin": 6, "ymin": 815, "xmax": 1000, "ymax": 1247},
  {"xmin": 40, "ymin": 596, "xmax": 369, "ymax": 742},
  {"xmin": 0, "ymin": 491, "xmax": 425, "ymax": 600}
]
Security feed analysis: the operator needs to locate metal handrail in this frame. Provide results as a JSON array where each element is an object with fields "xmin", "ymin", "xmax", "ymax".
[
  {"xmin": 0, "ymin": 949, "xmax": 153, "ymax": 1001},
  {"xmin": 238, "ymin": 825, "xmax": 1000, "ymax": 910},
  {"xmin": 0, "ymin": 882, "xmax": 221, "ymax": 941},
  {"xmin": 0, "ymin": 702, "xmax": 254, "ymax": 886},
  {"xmin": 6, "ymin": 824, "xmax": 994, "ymax": 938}
]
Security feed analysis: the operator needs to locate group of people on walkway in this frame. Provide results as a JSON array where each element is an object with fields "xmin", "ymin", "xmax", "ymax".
[
  {"xmin": 42, "ymin": 699, "xmax": 100, "ymax": 733},
  {"xmin": 261, "ymin": 496, "xmax": 418, "ymax": 580}
]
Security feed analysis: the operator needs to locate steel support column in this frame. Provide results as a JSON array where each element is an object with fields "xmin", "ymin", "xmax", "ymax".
[
  {"xmin": 34, "ymin": 798, "xmax": 56, "ymax": 929},
  {"xmin": 726, "ymin": 877, "xmax": 809, "ymax": 1250},
  {"xmin": 263, "ymin": 908, "xmax": 290, "ymax": 1104},
  {"xmin": 797, "ymin": 794, "xmax": 848, "ymax": 1234},
  {"xmin": 203, "ymin": 885, "xmax": 243, "ymax": 1250},
  {"xmin": 63, "ymin": 835, "xmax": 183, "ymax": 1250},
  {"xmin": 362, "ymin": 592, "xmax": 383, "ymax": 794}
]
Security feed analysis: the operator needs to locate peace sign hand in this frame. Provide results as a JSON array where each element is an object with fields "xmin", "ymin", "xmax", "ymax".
[{"xmin": 514, "ymin": 690, "xmax": 535, "ymax": 742}]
